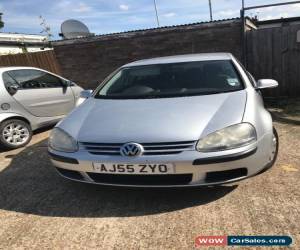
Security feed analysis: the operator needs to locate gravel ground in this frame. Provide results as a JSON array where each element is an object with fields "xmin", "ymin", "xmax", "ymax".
[{"xmin": 0, "ymin": 111, "xmax": 299, "ymax": 249}]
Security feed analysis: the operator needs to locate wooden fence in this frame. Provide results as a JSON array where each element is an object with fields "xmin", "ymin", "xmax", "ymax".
[
  {"xmin": 246, "ymin": 24, "xmax": 300, "ymax": 97},
  {"xmin": 0, "ymin": 27, "xmax": 299, "ymax": 98},
  {"xmin": 0, "ymin": 50, "xmax": 61, "ymax": 75}
]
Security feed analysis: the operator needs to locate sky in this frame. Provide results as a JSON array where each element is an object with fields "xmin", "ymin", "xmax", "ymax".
[{"xmin": 1, "ymin": 0, "xmax": 300, "ymax": 40}]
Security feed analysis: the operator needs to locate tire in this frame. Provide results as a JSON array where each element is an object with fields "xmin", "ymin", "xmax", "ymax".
[
  {"xmin": 256, "ymin": 126, "xmax": 279, "ymax": 175},
  {"xmin": 0, "ymin": 119, "xmax": 32, "ymax": 149},
  {"xmin": 270, "ymin": 127, "xmax": 279, "ymax": 166}
]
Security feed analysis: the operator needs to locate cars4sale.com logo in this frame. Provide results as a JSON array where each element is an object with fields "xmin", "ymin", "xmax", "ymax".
[{"xmin": 195, "ymin": 235, "xmax": 292, "ymax": 247}]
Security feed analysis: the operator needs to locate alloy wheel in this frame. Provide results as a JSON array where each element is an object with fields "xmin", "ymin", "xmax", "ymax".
[{"xmin": 2, "ymin": 122, "xmax": 30, "ymax": 146}]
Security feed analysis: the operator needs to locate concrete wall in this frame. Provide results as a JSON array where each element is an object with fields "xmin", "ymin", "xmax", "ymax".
[{"xmin": 52, "ymin": 18, "xmax": 243, "ymax": 89}]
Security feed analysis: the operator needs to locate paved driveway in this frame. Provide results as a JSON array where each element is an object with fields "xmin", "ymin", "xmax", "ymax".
[{"xmin": 0, "ymin": 118, "xmax": 299, "ymax": 249}]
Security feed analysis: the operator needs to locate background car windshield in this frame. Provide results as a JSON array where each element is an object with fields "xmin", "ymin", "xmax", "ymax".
[{"xmin": 96, "ymin": 60, "xmax": 243, "ymax": 99}]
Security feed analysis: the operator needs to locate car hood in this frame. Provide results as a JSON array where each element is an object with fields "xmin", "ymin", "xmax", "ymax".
[{"xmin": 59, "ymin": 91, "xmax": 247, "ymax": 143}]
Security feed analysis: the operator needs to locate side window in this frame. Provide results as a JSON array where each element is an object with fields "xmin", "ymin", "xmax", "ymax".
[
  {"xmin": 2, "ymin": 72, "xmax": 20, "ymax": 90},
  {"xmin": 36, "ymin": 71, "xmax": 64, "ymax": 88},
  {"xmin": 8, "ymin": 69, "xmax": 63, "ymax": 89}
]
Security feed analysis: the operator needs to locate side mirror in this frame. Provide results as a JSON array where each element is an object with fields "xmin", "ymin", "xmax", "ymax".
[
  {"xmin": 76, "ymin": 90, "xmax": 93, "ymax": 107},
  {"xmin": 80, "ymin": 89, "xmax": 93, "ymax": 99},
  {"xmin": 256, "ymin": 79, "xmax": 278, "ymax": 89},
  {"xmin": 62, "ymin": 80, "xmax": 74, "ymax": 87},
  {"xmin": 65, "ymin": 80, "xmax": 75, "ymax": 87},
  {"xmin": 7, "ymin": 83, "xmax": 19, "ymax": 95}
]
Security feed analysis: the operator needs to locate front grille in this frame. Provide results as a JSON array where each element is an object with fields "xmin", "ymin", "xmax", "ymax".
[
  {"xmin": 87, "ymin": 173, "xmax": 193, "ymax": 185},
  {"xmin": 79, "ymin": 141, "xmax": 196, "ymax": 156}
]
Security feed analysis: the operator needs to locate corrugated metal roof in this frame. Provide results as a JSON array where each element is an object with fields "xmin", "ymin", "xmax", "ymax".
[
  {"xmin": 0, "ymin": 32, "xmax": 48, "ymax": 37},
  {"xmin": 51, "ymin": 17, "xmax": 240, "ymax": 43},
  {"xmin": 257, "ymin": 16, "xmax": 300, "ymax": 25}
]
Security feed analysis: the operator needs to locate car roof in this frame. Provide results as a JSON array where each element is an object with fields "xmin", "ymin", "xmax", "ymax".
[
  {"xmin": 0, "ymin": 66, "xmax": 45, "ymax": 73},
  {"xmin": 123, "ymin": 53, "xmax": 234, "ymax": 67},
  {"xmin": 0, "ymin": 66, "xmax": 43, "ymax": 70}
]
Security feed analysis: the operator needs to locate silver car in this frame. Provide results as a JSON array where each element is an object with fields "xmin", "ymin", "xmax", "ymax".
[
  {"xmin": 48, "ymin": 53, "xmax": 279, "ymax": 187},
  {"xmin": 0, "ymin": 67, "xmax": 83, "ymax": 149}
]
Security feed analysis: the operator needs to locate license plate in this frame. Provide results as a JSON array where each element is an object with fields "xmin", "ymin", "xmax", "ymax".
[{"xmin": 92, "ymin": 163, "xmax": 175, "ymax": 174}]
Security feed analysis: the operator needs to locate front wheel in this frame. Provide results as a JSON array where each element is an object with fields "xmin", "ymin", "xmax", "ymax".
[
  {"xmin": 270, "ymin": 127, "xmax": 279, "ymax": 165},
  {"xmin": 0, "ymin": 119, "xmax": 32, "ymax": 149},
  {"xmin": 254, "ymin": 127, "xmax": 279, "ymax": 176}
]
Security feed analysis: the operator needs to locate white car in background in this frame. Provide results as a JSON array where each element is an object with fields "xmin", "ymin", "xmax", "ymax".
[{"xmin": 0, "ymin": 67, "xmax": 83, "ymax": 149}]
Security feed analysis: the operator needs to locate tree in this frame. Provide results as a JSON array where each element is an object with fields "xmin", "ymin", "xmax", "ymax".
[
  {"xmin": 0, "ymin": 13, "xmax": 4, "ymax": 29},
  {"xmin": 39, "ymin": 15, "xmax": 52, "ymax": 40}
]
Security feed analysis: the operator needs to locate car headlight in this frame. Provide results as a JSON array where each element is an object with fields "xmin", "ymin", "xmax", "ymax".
[
  {"xmin": 49, "ymin": 127, "xmax": 78, "ymax": 152},
  {"xmin": 196, "ymin": 123, "xmax": 257, "ymax": 152}
]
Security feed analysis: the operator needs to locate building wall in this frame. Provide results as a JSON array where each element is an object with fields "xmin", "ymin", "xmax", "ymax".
[
  {"xmin": 0, "ymin": 46, "xmax": 25, "ymax": 55},
  {"xmin": 0, "ymin": 33, "xmax": 48, "ymax": 42},
  {"xmin": 52, "ymin": 19, "xmax": 243, "ymax": 89},
  {"xmin": 0, "ymin": 45, "xmax": 51, "ymax": 55},
  {"xmin": 0, "ymin": 33, "xmax": 50, "ymax": 55}
]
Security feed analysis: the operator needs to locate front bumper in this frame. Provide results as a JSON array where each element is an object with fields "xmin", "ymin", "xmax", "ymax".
[{"xmin": 48, "ymin": 134, "xmax": 274, "ymax": 187}]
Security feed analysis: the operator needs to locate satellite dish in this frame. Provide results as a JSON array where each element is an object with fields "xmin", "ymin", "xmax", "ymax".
[{"xmin": 60, "ymin": 19, "xmax": 94, "ymax": 39}]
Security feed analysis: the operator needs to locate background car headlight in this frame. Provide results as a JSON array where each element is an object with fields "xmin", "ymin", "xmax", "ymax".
[
  {"xmin": 196, "ymin": 123, "xmax": 257, "ymax": 152},
  {"xmin": 49, "ymin": 127, "xmax": 78, "ymax": 152}
]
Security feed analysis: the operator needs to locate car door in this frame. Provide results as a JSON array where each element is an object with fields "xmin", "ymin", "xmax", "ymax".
[{"xmin": 4, "ymin": 69, "xmax": 75, "ymax": 117}]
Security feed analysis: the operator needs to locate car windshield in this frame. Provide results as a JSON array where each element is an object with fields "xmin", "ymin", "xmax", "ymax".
[{"xmin": 95, "ymin": 60, "xmax": 244, "ymax": 99}]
